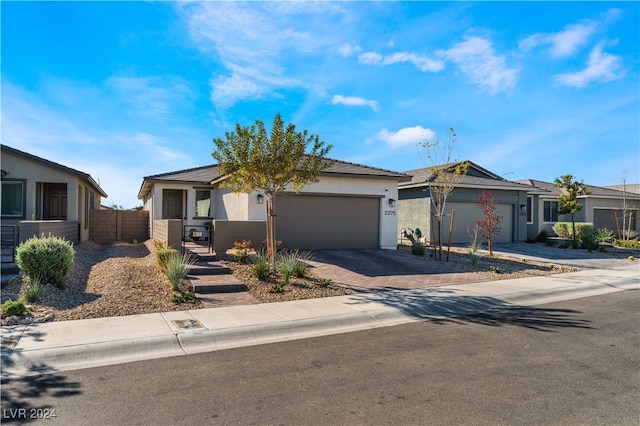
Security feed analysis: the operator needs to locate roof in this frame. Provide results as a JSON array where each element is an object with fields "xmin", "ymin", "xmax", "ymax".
[
  {"xmin": 515, "ymin": 179, "xmax": 640, "ymax": 200},
  {"xmin": 138, "ymin": 157, "xmax": 410, "ymax": 199},
  {"xmin": 605, "ymin": 184, "xmax": 640, "ymax": 195},
  {"xmin": 400, "ymin": 161, "xmax": 532, "ymax": 191},
  {"xmin": 1, "ymin": 144, "xmax": 108, "ymax": 197}
]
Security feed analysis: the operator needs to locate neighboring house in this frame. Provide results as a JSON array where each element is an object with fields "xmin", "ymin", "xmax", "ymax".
[
  {"xmin": 138, "ymin": 158, "xmax": 410, "ymax": 251},
  {"xmin": 1, "ymin": 145, "xmax": 107, "ymax": 243},
  {"xmin": 605, "ymin": 184, "xmax": 640, "ymax": 195},
  {"xmin": 398, "ymin": 161, "xmax": 532, "ymax": 244},
  {"xmin": 516, "ymin": 179, "xmax": 640, "ymax": 239}
]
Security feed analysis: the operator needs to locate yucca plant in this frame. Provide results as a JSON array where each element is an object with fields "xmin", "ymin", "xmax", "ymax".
[{"xmin": 164, "ymin": 252, "xmax": 196, "ymax": 291}]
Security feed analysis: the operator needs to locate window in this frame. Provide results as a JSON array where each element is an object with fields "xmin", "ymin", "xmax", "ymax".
[
  {"xmin": 543, "ymin": 200, "xmax": 559, "ymax": 222},
  {"xmin": 195, "ymin": 190, "xmax": 211, "ymax": 217},
  {"xmin": 526, "ymin": 196, "xmax": 533, "ymax": 224},
  {"xmin": 1, "ymin": 180, "xmax": 26, "ymax": 218}
]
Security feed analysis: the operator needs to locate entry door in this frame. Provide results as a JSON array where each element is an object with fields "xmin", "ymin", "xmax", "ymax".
[
  {"xmin": 43, "ymin": 183, "xmax": 67, "ymax": 220},
  {"xmin": 162, "ymin": 189, "xmax": 183, "ymax": 219}
]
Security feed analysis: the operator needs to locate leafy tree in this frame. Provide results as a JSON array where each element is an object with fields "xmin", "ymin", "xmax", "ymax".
[
  {"xmin": 213, "ymin": 113, "xmax": 333, "ymax": 264},
  {"xmin": 553, "ymin": 175, "xmax": 591, "ymax": 247},
  {"xmin": 420, "ymin": 128, "xmax": 469, "ymax": 261},
  {"xmin": 476, "ymin": 190, "xmax": 502, "ymax": 257}
]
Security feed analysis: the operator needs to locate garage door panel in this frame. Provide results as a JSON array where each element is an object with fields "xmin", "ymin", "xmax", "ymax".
[
  {"xmin": 277, "ymin": 195, "xmax": 379, "ymax": 249},
  {"xmin": 445, "ymin": 202, "xmax": 513, "ymax": 244}
]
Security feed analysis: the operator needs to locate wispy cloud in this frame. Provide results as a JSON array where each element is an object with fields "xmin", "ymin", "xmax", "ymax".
[
  {"xmin": 520, "ymin": 22, "xmax": 596, "ymax": 58},
  {"xmin": 332, "ymin": 95, "xmax": 378, "ymax": 111},
  {"xmin": 374, "ymin": 126, "xmax": 435, "ymax": 148},
  {"xmin": 556, "ymin": 41, "xmax": 623, "ymax": 88},
  {"xmin": 339, "ymin": 42, "xmax": 361, "ymax": 58},
  {"xmin": 439, "ymin": 37, "xmax": 518, "ymax": 93},
  {"xmin": 358, "ymin": 51, "xmax": 444, "ymax": 72},
  {"xmin": 106, "ymin": 76, "xmax": 194, "ymax": 117}
]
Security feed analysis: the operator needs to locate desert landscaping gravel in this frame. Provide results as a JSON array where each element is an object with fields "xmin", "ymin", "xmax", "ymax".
[{"xmin": 3, "ymin": 238, "xmax": 634, "ymax": 325}]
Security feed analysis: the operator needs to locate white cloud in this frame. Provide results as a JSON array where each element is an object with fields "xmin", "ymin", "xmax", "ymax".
[
  {"xmin": 339, "ymin": 42, "xmax": 361, "ymax": 57},
  {"xmin": 106, "ymin": 75, "xmax": 193, "ymax": 116},
  {"xmin": 332, "ymin": 95, "xmax": 378, "ymax": 111},
  {"xmin": 376, "ymin": 126, "xmax": 436, "ymax": 148},
  {"xmin": 358, "ymin": 51, "xmax": 444, "ymax": 72},
  {"xmin": 556, "ymin": 41, "xmax": 623, "ymax": 88},
  {"xmin": 520, "ymin": 22, "xmax": 596, "ymax": 58},
  {"xmin": 440, "ymin": 37, "xmax": 518, "ymax": 93}
]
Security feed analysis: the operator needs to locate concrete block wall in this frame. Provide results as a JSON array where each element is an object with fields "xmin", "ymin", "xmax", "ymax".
[
  {"xmin": 90, "ymin": 210, "xmax": 150, "ymax": 244},
  {"xmin": 19, "ymin": 221, "xmax": 80, "ymax": 243},
  {"xmin": 212, "ymin": 220, "xmax": 266, "ymax": 253},
  {"xmin": 152, "ymin": 219, "xmax": 182, "ymax": 250}
]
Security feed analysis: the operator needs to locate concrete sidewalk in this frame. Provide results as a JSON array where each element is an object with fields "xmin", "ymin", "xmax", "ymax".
[{"xmin": 2, "ymin": 265, "xmax": 638, "ymax": 379}]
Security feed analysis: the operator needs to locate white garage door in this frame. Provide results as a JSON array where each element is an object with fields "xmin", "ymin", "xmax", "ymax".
[
  {"xmin": 443, "ymin": 202, "xmax": 513, "ymax": 244},
  {"xmin": 276, "ymin": 194, "xmax": 380, "ymax": 249}
]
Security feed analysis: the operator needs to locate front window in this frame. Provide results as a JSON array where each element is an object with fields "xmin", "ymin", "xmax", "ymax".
[
  {"xmin": 543, "ymin": 200, "xmax": 559, "ymax": 222},
  {"xmin": 526, "ymin": 196, "xmax": 533, "ymax": 224},
  {"xmin": 1, "ymin": 180, "xmax": 25, "ymax": 218},
  {"xmin": 195, "ymin": 190, "xmax": 211, "ymax": 217}
]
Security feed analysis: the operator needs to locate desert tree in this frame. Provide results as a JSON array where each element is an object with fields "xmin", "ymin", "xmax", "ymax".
[
  {"xmin": 476, "ymin": 190, "xmax": 502, "ymax": 257},
  {"xmin": 553, "ymin": 174, "xmax": 591, "ymax": 246},
  {"xmin": 213, "ymin": 113, "xmax": 333, "ymax": 264},
  {"xmin": 420, "ymin": 128, "xmax": 469, "ymax": 261}
]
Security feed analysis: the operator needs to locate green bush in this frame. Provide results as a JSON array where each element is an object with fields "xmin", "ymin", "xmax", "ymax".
[
  {"xmin": 535, "ymin": 229, "xmax": 549, "ymax": 243},
  {"xmin": 275, "ymin": 251, "xmax": 298, "ymax": 286},
  {"xmin": 614, "ymin": 239, "xmax": 640, "ymax": 249},
  {"xmin": 581, "ymin": 234, "xmax": 598, "ymax": 252},
  {"xmin": 593, "ymin": 228, "xmax": 614, "ymax": 243},
  {"xmin": 552, "ymin": 222, "xmax": 593, "ymax": 240},
  {"xmin": 156, "ymin": 248, "xmax": 179, "ymax": 272},
  {"xmin": 22, "ymin": 276, "xmax": 45, "ymax": 303},
  {"xmin": 1, "ymin": 299, "xmax": 28, "ymax": 316},
  {"xmin": 16, "ymin": 234, "xmax": 75, "ymax": 287},
  {"xmin": 251, "ymin": 251, "xmax": 271, "ymax": 281},
  {"xmin": 411, "ymin": 242, "xmax": 425, "ymax": 256},
  {"xmin": 164, "ymin": 252, "xmax": 195, "ymax": 291}
]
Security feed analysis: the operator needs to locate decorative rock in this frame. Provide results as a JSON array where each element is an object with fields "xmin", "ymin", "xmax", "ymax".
[
  {"xmin": 43, "ymin": 313, "xmax": 54, "ymax": 322},
  {"xmin": 33, "ymin": 317, "xmax": 45, "ymax": 324}
]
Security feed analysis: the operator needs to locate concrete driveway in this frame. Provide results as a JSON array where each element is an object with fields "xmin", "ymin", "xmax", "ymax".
[{"xmin": 308, "ymin": 249, "xmax": 490, "ymax": 292}]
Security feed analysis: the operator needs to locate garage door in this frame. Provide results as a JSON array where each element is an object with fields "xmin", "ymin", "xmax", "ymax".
[
  {"xmin": 444, "ymin": 202, "xmax": 513, "ymax": 244},
  {"xmin": 276, "ymin": 194, "xmax": 380, "ymax": 249},
  {"xmin": 593, "ymin": 209, "xmax": 636, "ymax": 232}
]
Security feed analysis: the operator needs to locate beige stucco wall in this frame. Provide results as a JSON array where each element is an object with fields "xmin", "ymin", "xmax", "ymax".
[{"xmin": 2, "ymin": 150, "xmax": 101, "ymax": 241}]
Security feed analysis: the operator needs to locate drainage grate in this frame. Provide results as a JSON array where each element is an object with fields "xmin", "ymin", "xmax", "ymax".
[{"xmin": 172, "ymin": 319, "xmax": 204, "ymax": 330}]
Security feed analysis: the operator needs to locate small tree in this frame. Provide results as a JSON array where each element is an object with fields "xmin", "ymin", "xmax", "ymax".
[
  {"xmin": 553, "ymin": 175, "xmax": 591, "ymax": 247},
  {"xmin": 476, "ymin": 190, "xmax": 502, "ymax": 257},
  {"xmin": 420, "ymin": 128, "xmax": 469, "ymax": 261},
  {"xmin": 213, "ymin": 113, "xmax": 332, "ymax": 264}
]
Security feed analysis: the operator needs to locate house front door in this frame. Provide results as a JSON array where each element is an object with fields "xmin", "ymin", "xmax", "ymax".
[
  {"xmin": 43, "ymin": 183, "xmax": 67, "ymax": 220},
  {"xmin": 162, "ymin": 189, "xmax": 183, "ymax": 219}
]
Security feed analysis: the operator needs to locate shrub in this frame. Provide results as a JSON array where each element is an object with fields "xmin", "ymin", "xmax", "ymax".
[
  {"xmin": 467, "ymin": 225, "xmax": 482, "ymax": 268},
  {"xmin": 172, "ymin": 291, "xmax": 196, "ymax": 304},
  {"xmin": 552, "ymin": 222, "xmax": 593, "ymax": 240},
  {"xmin": 164, "ymin": 252, "xmax": 196, "ymax": 291},
  {"xmin": 411, "ymin": 242, "xmax": 425, "ymax": 256},
  {"xmin": 491, "ymin": 266, "xmax": 505, "ymax": 274},
  {"xmin": 319, "ymin": 278, "xmax": 332, "ymax": 287},
  {"xmin": 154, "ymin": 240, "xmax": 171, "ymax": 250},
  {"xmin": 581, "ymin": 234, "xmax": 598, "ymax": 252},
  {"xmin": 251, "ymin": 251, "xmax": 271, "ymax": 281},
  {"xmin": 22, "ymin": 276, "xmax": 45, "ymax": 303},
  {"xmin": 535, "ymin": 230, "xmax": 549, "ymax": 243},
  {"xmin": 292, "ymin": 250, "xmax": 313, "ymax": 278},
  {"xmin": 232, "ymin": 240, "xmax": 252, "ymax": 262},
  {"xmin": 1, "ymin": 299, "xmax": 28, "ymax": 317},
  {"xmin": 614, "ymin": 239, "xmax": 640, "ymax": 249},
  {"xmin": 275, "ymin": 250, "xmax": 298, "ymax": 285},
  {"xmin": 593, "ymin": 228, "xmax": 614, "ymax": 244},
  {"xmin": 156, "ymin": 248, "xmax": 179, "ymax": 272},
  {"xmin": 16, "ymin": 234, "xmax": 75, "ymax": 287}
]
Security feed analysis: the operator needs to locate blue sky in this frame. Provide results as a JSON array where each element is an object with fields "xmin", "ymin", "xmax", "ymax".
[{"xmin": 2, "ymin": 2, "xmax": 638, "ymax": 208}]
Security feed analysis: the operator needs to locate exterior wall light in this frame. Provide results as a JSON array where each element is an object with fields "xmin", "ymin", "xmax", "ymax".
[
  {"xmin": 520, "ymin": 204, "xmax": 527, "ymax": 214},
  {"xmin": 388, "ymin": 198, "xmax": 396, "ymax": 207},
  {"xmin": 257, "ymin": 194, "xmax": 264, "ymax": 204}
]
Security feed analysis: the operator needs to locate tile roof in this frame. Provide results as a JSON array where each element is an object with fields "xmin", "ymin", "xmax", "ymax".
[{"xmin": 515, "ymin": 179, "xmax": 640, "ymax": 199}]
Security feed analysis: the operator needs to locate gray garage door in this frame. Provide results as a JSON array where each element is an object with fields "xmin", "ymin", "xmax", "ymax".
[
  {"xmin": 444, "ymin": 202, "xmax": 513, "ymax": 244},
  {"xmin": 593, "ymin": 209, "xmax": 636, "ymax": 232},
  {"xmin": 276, "ymin": 194, "xmax": 380, "ymax": 249}
]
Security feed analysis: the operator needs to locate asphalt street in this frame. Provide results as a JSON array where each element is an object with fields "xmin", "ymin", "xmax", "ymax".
[{"xmin": 1, "ymin": 290, "xmax": 638, "ymax": 425}]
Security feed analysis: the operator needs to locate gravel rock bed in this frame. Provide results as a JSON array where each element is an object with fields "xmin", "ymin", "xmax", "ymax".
[{"xmin": 2, "ymin": 240, "xmax": 200, "ymax": 324}]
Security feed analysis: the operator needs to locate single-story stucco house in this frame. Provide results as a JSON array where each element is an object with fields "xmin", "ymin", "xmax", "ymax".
[
  {"xmin": 1, "ymin": 145, "xmax": 108, "ymax": 243},
  {"xmin": 398, "ymin": 161, "xmax": 532, "ymax": 245},
  {"xmin": 138, "ymin": 158, "xmax": 410, "ymax": 252},
  {"xmin": 515, "ymin": 179, "xmax": 640, "ymax": 240}
]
